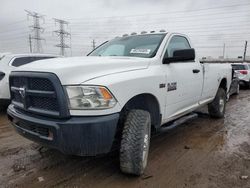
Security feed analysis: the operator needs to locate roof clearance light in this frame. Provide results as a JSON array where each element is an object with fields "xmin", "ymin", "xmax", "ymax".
[
  {"xmin": 159, "ymin": 29, "xmax": 166, "ymax": 32},
  {"xmin": 141, "ymin": 31, "xmax": 147, "ymax": 34},
  {"xmin": 131, "ymin": 32, "xmax": 137, "ymax": 35},
  {"xmin": 123, "ymin": 34, "xmax": 129, "ymax": 37},
  {"xmin": 150, "ymin": 31, "xmax": 155, "ymax": 33}
]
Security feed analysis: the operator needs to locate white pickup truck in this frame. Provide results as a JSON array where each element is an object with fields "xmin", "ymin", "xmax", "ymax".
[{"xmin": 7, "ymin": 31, "xmax": 232, "ymax": 175}]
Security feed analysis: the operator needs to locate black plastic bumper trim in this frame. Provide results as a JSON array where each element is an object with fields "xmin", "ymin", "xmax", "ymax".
[{"xmin": 7, "ymin": 104, "xmax": 120, "ymax": 156}]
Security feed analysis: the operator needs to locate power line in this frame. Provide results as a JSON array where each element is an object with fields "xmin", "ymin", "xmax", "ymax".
[
  {"xmin": 53, "ymin": 18, "xmax": 71, "ymax": 56},
  {"xmin": 66, "ymin": 2, "xmax": 250, "ymax": 21},
  {"xmin": 1, "ymin": 19, "xmax": 26, "ymax": 26},
  {"xmin": 69, "ymin": 12, "xmax": 250, "ymax": 25},
  {"xmin": 25, "ymin": 10, "xmax": 45, "ymax": 53}
]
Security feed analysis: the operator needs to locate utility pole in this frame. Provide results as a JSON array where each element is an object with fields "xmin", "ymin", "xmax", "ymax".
[
  {"xmin": 92, "ymin": 39, "xmax": 96, "ymax": 50},
  {"xmin": 243, "ymin": 41, "xmax": 248, "ymax": 62},
  {"xmin": 53, "ymin": 18, "xmax": 70, "ymax": 56},
  {"xmin": 222, "ymin": 43, "xmax": 225, "ymax": 59},
  {"xmin": 69, "ymin": 27, "xmax": 72, "ymax": 57},
  {"xmin": 28, "ymin": 34, "xmax": 32, "ymax": 53},
  {"xmin": 25, "ymin": 10, "xmax": 45, "ymax": 53}
]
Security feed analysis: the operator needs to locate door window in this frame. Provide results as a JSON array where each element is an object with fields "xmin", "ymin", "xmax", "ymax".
[{"xmin": 164, "ymin": 36, "xmax": 191, "ymax": 58}]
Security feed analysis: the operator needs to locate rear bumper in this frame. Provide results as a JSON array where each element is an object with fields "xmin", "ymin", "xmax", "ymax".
[
  {"xmin": 239, "ymin": 80, "xmax": 249, "ymax": 86},
  {"xmin": 7, "ymin": 104, "xmax": 120, "ymax": 156}
]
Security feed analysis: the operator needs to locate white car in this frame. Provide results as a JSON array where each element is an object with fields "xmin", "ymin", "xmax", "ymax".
[
  {"xmin": 7, "ymin": 32, "xmax": 232, "ymax": 175},
  {"xmin": 231, "ymin": 63, "xmax": 250, "ymax": 88},
  {"xmin": 0, "ymin": 53, "xmax": 59, "ymax": 108}
]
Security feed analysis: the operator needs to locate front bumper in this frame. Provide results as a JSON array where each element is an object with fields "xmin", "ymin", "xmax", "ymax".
[{"xmin": 7, "ymin": 104, "xmax": 120, "ymax": 156}]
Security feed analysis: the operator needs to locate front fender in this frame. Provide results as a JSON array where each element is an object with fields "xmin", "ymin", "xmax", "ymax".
[{"xmin": 73, "ymin": 67, "xmax": 166, "ymax": 117}]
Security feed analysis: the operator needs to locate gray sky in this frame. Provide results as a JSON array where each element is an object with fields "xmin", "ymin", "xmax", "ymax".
[{"xmin": 0, "ymin": 0, "xmax": 250, "ymax": 58}]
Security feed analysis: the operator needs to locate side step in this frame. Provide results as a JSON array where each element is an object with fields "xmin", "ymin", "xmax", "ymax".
[{"xmin": 158, "ymin": 113, "xmax": 198, "ymax": 133}]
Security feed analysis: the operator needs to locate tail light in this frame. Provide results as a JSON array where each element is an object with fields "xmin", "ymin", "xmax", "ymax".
[
  {"xmin": 0, "ymin": 71, "xmax": 5, "ymax": 80},
  {"xmin": 239, "ymin": 70, "xmax": 248, "ymax": 75}
]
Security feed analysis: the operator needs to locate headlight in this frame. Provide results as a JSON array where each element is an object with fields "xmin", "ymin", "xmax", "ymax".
[{"xmin": 65, "ymin": 86, "xmax": 117, "ymax": 110}]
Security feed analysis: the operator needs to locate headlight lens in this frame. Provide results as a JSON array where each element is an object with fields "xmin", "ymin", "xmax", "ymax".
[{"xmin": 65, "ymin": 86, "xmax": 117, "ymax": 110}]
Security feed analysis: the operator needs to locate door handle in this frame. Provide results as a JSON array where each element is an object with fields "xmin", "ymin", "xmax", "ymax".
[{"xmin": 193, "ymin": 69, "xmax": 200, "ymax": 73}]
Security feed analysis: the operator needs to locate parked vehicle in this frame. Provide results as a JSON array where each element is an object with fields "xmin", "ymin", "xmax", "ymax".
[
  {"xmin": 229, "ymin": 68, "xmax": 240, "ymax": 96},
  {"xmin": 0, "ymin": 53, "xmax": 59, "ymax": 109},
  {"xmin": 7, "ymin": 32, "xmax": 232, "ymax": 175},
  {"xmin": 231, "ymin": 63, "xmax": 250, "ymax": 88}
]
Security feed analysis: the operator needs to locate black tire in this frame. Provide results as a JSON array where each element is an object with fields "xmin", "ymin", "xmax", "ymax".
[
  {"xmin": 120, "ymin": 109, "xmax": 151, "ymax": 175},
  {"xmin": 208, "ymin": 88, "xmax": 226, "ymax": 118},
  {"xmin": 236, "ymin": 83, "xmax": 240, "ymax": 95},
  {"xmin": 0, "ymin": 104, "xmax": 6, "ymax": 112}
]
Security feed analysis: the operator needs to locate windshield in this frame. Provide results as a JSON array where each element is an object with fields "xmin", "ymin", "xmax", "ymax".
[
  {"xmin": 89, "ymin": 34, "xmax": 166, "ymax": 58},
  {"xmin": 232, "ymin": 64, "xmax": 248, "ymax": 70}
]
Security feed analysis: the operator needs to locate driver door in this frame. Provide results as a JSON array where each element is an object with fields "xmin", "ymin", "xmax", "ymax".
[{"xmin": 163, "ymin": 35, "xmax": 203, "ymax": 121}]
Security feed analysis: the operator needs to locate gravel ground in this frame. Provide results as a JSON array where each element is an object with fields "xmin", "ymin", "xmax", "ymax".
[{"xmin": 0, "ymin": 90, "xmax": 250, "ymax": 188}]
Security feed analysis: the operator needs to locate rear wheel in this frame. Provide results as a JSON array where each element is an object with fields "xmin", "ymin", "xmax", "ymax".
[
  {"xmin": 236, "ymin": 83, "xmax": 240, "ymax": 95},
  {"xmin": 208, "ymin": 88, "xmax": 226, "ymax": 118},
  {"xmin": 120, "ymin": 109, "xmax": 151, "ymax": 175}
]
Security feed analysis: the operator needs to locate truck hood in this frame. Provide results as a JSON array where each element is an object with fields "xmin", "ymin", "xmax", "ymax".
[{"xmin": 16, "ymin": 56, "xmax": 151, "ymax": 85}]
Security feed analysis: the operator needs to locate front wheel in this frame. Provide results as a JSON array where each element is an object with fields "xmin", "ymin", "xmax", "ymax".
[
  {"xmin": 120, "ymin": 109, "xmax": 151, "ymax": 175},
  {"xmin": 208, "ymin": 88, "xmax": 226, "ymax": 118}
]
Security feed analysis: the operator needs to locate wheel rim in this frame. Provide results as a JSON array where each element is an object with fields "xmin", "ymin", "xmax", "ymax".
[
  {"xmin": 219, "ymin": 98, "xmax": 225, "ymax": 113},
  {"xmin": 142, "ymin": 132, "xmax": 149, "ymax": 169}
]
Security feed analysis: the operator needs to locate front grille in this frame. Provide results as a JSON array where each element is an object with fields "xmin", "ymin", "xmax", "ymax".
[
  {"xmin": 30, "ymin": 96, "xmax": 59, "ymax": 111},
  {"xmin": 28, "ymin": 78, "xmax": 54, "ymax": 91},
  {"xmin": 13, "ymin": 92, "xmax": 22, "ymax": 103},
  {"xmin": 9, "ymin": 72, "xmax": 69, "ymax": 118}
]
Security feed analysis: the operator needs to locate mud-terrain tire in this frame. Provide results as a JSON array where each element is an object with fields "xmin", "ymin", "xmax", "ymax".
[
  {"xmin": 236, "ymin": 83, "xmax": 240, "ymax": 95},
  {"xmin": 208, "ymin": 88, "xmax": 226, "ymax": 118},
  {"xmin": 120, "ymin": 109, "xmax": 151, "ymax": 176}
]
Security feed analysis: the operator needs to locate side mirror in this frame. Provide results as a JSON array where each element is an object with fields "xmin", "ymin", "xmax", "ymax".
[{"xmin": 163, "ymin": 48, "xmax": 195, "ymax": 64}]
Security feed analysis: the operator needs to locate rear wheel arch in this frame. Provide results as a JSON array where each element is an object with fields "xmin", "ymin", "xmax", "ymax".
[{"xmin": 219, "ymin": 78, "xmax": 227, "ymax": 92}]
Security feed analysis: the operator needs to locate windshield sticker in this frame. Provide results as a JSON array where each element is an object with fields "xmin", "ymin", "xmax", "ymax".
[{"xmin": 130, "ymin": 49, "xmax": 151, "ymax": 54}]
